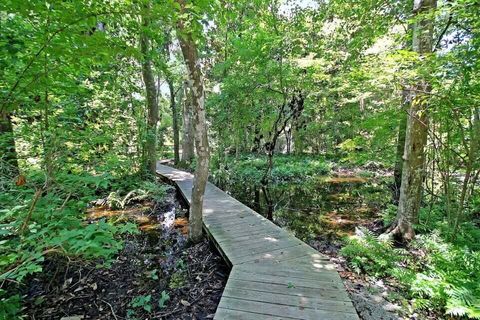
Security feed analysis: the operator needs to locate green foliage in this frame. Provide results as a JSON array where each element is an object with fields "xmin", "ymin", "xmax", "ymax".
[
  {"xmin": 169, "ymin": 259, "xmax": 187, "ymax": 289},
  {"xmin": 341, "ymin": 228, "xmax": 405, "ymax": 277},
  {"xmin": 212, "ymin": 154, "xmax": 331, "ymax": 188},
  {"xmin": 0, "ymin": 289, "xmax": 20, "ymax": 320},
  {"xmin": 408, "ymin": 234, "xmax": 480, "ymax": 318},
  {"xmin": 169, "ymin": 271, "xmax": 186, "ymax": 289},
  {"xmin": 130, "ymin": 294, "xmax": 152, "ymax": 313},
  {"xmin": 158, "ymin": 290, "xmax": 170, "ymax": 309},
  {"xmin": 341, "ymin": 230, "xmax": 480, "ymax": 319},
  {"xmin": 0, "ymin": 169, "xmax": 145, "ymax": 317}
]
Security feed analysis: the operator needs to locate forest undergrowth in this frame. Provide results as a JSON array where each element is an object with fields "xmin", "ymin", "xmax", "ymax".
[{"xmin": 212, "ymin": 154, "xmax": 480, "ymax": 320}]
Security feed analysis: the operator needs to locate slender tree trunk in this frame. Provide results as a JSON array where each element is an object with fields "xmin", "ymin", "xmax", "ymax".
[
  {"xmin": 393, "ymin": 96, "xmax": 408, "ymax": 203},
  {"xmin": 393, "ymin": 26, "xmax": 413, "ymax": 203},
  {"xmin": 181, "ymin": 82, "xmax": 195, "ymax": 164},
  {"xmin": 387, "ymin": 0, "xmax": 437, "ymax": 241},
  {"xmin": 452, "ymin": 107, "xmax": 480, "ymax": 236},
  {"xmin": 176, "ymin": 0, "xmax": 210, "ymax": 243},
  {"xmin": 167, "ymin": 79, "xmax": 180, "ymax": 165},
  {"xmin": 140, "ymin": 11, "xmax": 159, "ymax": 175},
  {"xmin": 0, "ymin": 111, "xmax": 19, "ymax": 173}
]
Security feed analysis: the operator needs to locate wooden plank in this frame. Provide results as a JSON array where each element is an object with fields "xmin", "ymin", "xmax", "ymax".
[
  {"xmin": 229, "ymin": 269, "xmax": 344, "ymax": 290},
  {"xmin": 227, "ymin": 241, "xmax": 305, "ymax": 260},
  {"xmin": 217, "ymin": 297, "xmax": 358, "ymax": 320},
  {"xmin": 224, "ymin": 278, "xmax": 351, "ymax": 302},
  {"xmin": 231, "ymin": 265, "xmax": 341, "ymax": 282},
  {"xmin": 222, "ymin": 287, "xmax": 356, "ymax": 314},
  {"xmin": 211, "ymin": 227, "xmax": 286, "ymax": 243},
  {"xmin": 204, "ymin": 213, "xmax": 269, "ymax": 225},
  {"xmin": 217, "ymin": 234, "xmax": 302, "ymax": 252},
  {"xmin": 237, "ymin": 261, "xmax": 338, "ymax": 279},
  {"xmin": 214, "ymin": 308, "xmax": 296, "ymax": 320}
]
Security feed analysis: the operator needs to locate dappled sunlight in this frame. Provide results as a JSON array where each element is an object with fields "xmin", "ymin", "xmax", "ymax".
[
  {"xmin": 325, "ymin": 176, "xmax": 367, "ymax": 184},
  {"xmin": 174, "ymin": 217, "xmax": 189, "ymax": 235},
  {"xmin": 87, "ymin": 206, "xmax": 151, "ymax": 220},
  {"xmin": 264, "ymin": 236, "xmax": 279, "ymax": 242}
]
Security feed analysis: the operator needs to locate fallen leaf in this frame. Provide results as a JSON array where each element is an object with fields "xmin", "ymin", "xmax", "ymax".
[
  {"xmin": 15, "ymin": 175, "xmax": 26, "ymax": 186},
  {"xmin": 180, "ymin": 299, "xmax": 191, "ymax": 307}
]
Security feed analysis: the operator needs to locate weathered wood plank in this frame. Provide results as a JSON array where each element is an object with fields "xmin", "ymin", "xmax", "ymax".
[
  {"xmin": 229, "ymin": 268, "xmax": 343, "ymax": 289},
  {"xmin": 214, "ymin": 308, "xmax": 295, "ymax": 320},
  {"xmin": 230, "ymin": 265, "xmax": 341, "ymax": 283},
  {"xmin": 217, "ymin": 297, "xmax": 359, "ymax": 320},
  {"xmin": 225, "ymin": 278, "xmax": 352, "ymax": 302},
  {"xmin": 222, "ymin": 287, "xmax": 356, "ymax": 314}
]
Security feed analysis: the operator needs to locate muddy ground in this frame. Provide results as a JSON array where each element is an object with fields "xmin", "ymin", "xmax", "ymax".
[{"xmin": 23, "ymin": 189, "xmax": 228, "ymax": 320}]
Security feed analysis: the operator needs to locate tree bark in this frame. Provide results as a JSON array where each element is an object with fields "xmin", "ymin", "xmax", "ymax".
[
  {"xmin": 181, "ymin": 82, "xmax": 195, "ymax": 164},
  {"xmin": 387, "ymin": 0, "xmax": 436, "ymax": 241},
  {"xmin": 452, "ymin": 107, "xmax": 480, "ymax": 236},
  {"xmin": 393, "ymin": 95, "xmax": 409, "ymax": 203},
  {"xmin": 0, "ymin": 111, "xmax": 19, "ymax": 173},
  {"xmin": 140, "ymin": 10, "xmax": 159, "ymax": 176},
  {"xmin": 176, "ymin": 0, "xmax": 210, "ymax": 243},
  {"xmin": 167, "ymin": 79, "xmax": 180, "ymax": 165}
]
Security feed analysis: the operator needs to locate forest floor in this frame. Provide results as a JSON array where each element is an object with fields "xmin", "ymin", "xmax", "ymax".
[
  {"xmin": 304, "ymin": 166, "xmax": 438, "ymax": 320},
  {"xmin": 23, "ymin": 188, "xmax": 228, "ymax": 320},
  {"xmin": 305, "ymin": 167, "xmax": 405, "ymax": 320},
  {"xmin": 312, "ymin": 237, "xmax": 403, "ymax": 320}
]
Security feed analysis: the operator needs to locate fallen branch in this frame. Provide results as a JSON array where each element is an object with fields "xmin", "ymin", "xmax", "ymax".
[{"xmin": 19, "ymin": 189, "xmax": 42, "ymax": 235}]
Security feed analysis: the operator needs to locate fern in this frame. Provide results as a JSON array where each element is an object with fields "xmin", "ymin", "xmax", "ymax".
[{"xmin": 340, "ymin": 227, "xmax": 403, "ymax": 277}]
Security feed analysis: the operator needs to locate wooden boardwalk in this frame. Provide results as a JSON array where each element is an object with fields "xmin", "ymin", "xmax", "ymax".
[{"xmin": 157, "ymin": 163, "xmax": 359, "ymax": 319}]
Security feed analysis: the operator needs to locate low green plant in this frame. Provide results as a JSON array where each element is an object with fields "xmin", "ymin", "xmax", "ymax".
[
  {"xmin": 0, "ymin": 289, "xmax": 20, "ymax": 320},
  {"xmin": 106, "ymin": 181, "xmax": 170, "ymax": 209},
  {"xmin": 341, "ymin": 229, "xmax": 480, "ymax": 319},
  {"xmin": 408, "ymin": 234, "xmax": 480, "ymax": 318},
  {"xmin": 340, "ymin": 227, "xmax": 405, "ymax": 277},
  {"xmin": 158, "ymin": 290, "xmax": 170, "ymax": 309},
  {"xmin": 0, "ymin": 170, "xmax": 144, "ymax": 317},
  {"xmin": 169, "ymin": 270, "xmax": 186, "ymax": 289},
  {"xmin": 130, "ymin": 294, "xmax": 153, "ymax": 313}
]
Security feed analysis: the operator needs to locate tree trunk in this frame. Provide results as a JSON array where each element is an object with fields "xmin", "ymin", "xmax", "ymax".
[
  {"xmin": 0, "ymin": 111, "xmax": 19, "ymax": 173},
  {"xmin": 393, "ymin": 94, "xmax": 408, "ymax": 203},
  {"xmin": 176, "ymin": 0, "xmax": 210, "ymax": 243},
  {"xmin": 140, "ymin": 11, "xmax": 159, "ymax": 176},
  {"xmin": 181, "ymin": 82, "xmax": 195, "ymax": 164},
  {"xmin": 452, "ymin": 107, "xmax": 480, "ymax": 236},
  {"xmin": 387, "ymin": 0, "xmax": 436, "ymax": 241},
  {"xmin": 167, "ymin": 79, "xmax": 180, "ymax": 165}
]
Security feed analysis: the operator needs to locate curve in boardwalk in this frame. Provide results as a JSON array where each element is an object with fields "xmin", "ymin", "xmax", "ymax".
[{"xmin": 157, "ymin": 163, "xmax": 359, "ymax": 320}]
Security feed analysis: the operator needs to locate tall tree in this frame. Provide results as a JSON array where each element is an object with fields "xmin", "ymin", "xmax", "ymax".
[
  {"xmin": 175, "ymin": 0, "xmax": 210, "ymax": 243},
  {"xmin": 167, "ymin": 78, "xmax": 180, "ymax": 165},
  {"xmin": 181, "ymin": 81, "xmax": 195, "ymax": 165},
  {"xmin": 393, "ymin": 95, "xmax": 409, "ymax": 203},
  {"xmin": 140, "ymin": 8, "xmax": 159, "ymax": 175},
  {"xmin": 387, "ymin": 0, "xmax": 437, "ymax": 241}
]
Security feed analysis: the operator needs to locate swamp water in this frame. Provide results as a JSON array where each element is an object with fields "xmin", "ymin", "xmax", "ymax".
[{"xmin": 224, "ymin": 173, "xmax": 392, "ymax": 242}]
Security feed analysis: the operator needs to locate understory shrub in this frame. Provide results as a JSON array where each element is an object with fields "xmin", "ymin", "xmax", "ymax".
[
  {"xmin": 0, "ymin": 170, "xmax": 169, "ymax": 319},
  {"xmin": 211, "ymin": 154, "xmax": 331, "ymax": 190},
  {"xmin": 341, "ymin": 229, "xmax": 480, "ymax": 319}
]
